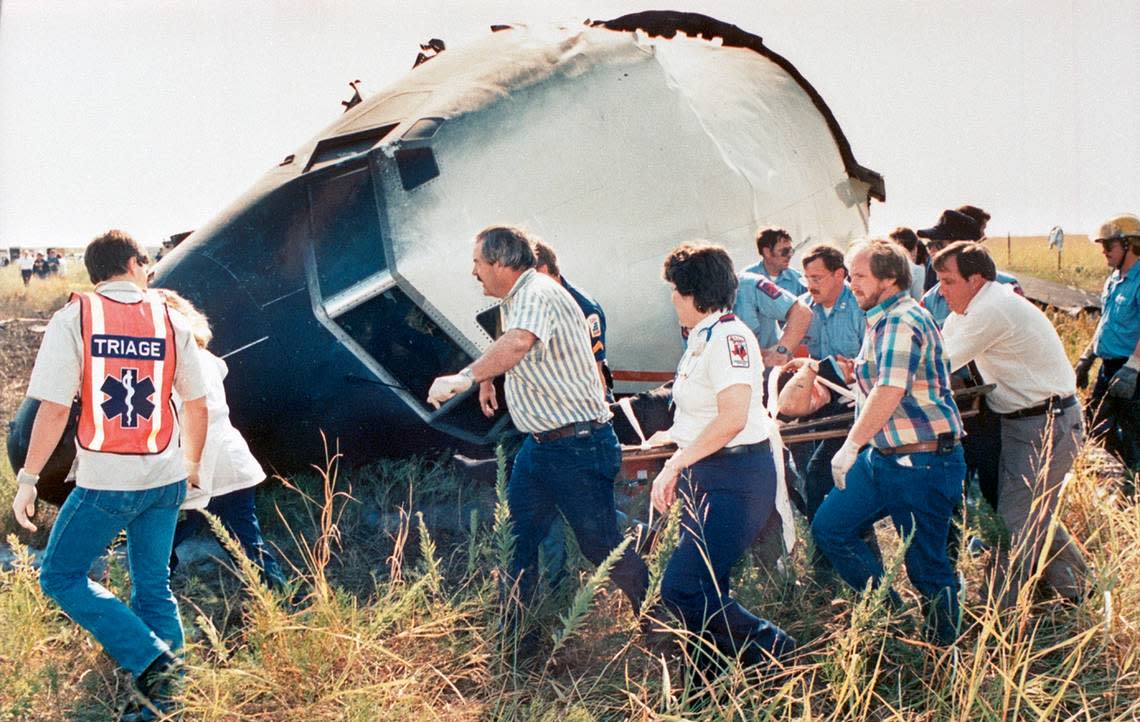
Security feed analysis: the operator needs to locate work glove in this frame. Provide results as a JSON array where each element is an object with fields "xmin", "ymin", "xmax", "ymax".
[
  {"xmin": 1074, "ymin": 355, "xmax": 1094, "ymax": 390},
  {"xmin": 427, "ymin": 372, "xmax": 475, "ymax": 409},
  {"xmin": 12, "ymin": 468, "xmax": 39, "ymax": 532},
  {"xmin": 1107, "ymin": 365, "xmax": 1139, "ymax": 400},
  {"xmin": 830, "ymin": 438, "xmax": 861, "ymax": 491}
]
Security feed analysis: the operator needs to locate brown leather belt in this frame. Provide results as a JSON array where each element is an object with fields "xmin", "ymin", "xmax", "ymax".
[
  {"xmin": 876, "ymin": 440, "xmax": 947, "ymax": 456},
  {"xmin": 532, "ymin": 419, "xmax": 608, "ymax": 444}
]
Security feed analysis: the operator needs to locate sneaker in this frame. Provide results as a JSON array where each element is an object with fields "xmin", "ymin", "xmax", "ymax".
[{"xmin": 129, "ymin": 651, "xmax": 183, "ymax": 720}]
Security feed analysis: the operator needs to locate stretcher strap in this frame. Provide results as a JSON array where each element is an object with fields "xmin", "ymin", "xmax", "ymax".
[
  {"xmin": 766, "ymin": 369, "xmax": 797, "ymax": 553},
  {"xmin": 617, "ymin": 395, "xmax": 650, "ymax": 448}
]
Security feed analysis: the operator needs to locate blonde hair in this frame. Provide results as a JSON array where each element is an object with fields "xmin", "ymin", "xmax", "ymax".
[{"xmin": 156, "ymin": 289, "xmax": 212, "ymax": 348}]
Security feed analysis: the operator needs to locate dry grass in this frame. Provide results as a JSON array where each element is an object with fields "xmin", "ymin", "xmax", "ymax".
[
  {"xmin": 986, "ymin": 235, "xmax": 1107, "ymax": 294},
  {"xmin": 0, "ymin": 262, "xmax": 92, "ymax": 320},
  {"xmin": 3, "ymin": 430, "xmax": 1140, "ymax": 720},
  {"xmin": 2, "ymin": 250, "xmax": 1138, "ymax": 720}
]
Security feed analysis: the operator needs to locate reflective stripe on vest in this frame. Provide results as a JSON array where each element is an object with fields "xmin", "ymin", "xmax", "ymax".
[{"xmin": 76, "ymin": 291, "xmax": 177, "ymax": 454}]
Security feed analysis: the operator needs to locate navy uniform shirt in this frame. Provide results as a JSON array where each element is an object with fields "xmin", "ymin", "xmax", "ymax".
[
  {"xmin": 1093, "ymin": 262, "xmax": 1140, "ymax": 360},
  {"xmin": 743, "ymin": 259, "xmax": 807, "ymax": 297},
  {"xmin": 560, "ymin": 276, "xmax": 607, "ymax": 363},
  {"xmin": 801, "ymin": 283, "xmax": 865, "ymax": 360},
  {"xmin": 922, "ymin": 271, "xmax": 1023, "ymax": 328},
  {"xmin": 733, "ymin": 271, "xmax": 797, "ymax": 349}
]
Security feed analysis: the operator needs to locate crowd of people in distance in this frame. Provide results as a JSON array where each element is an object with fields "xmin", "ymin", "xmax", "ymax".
[
  {"xmin": 9, "ymin": 208, "xmax": 1140, "ymax": 717},
  {"xmin": 16, "ymin": 248, "xmax": 69, "ymax": 285}
]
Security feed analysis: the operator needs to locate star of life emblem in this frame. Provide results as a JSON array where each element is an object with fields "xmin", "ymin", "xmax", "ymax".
[{"xmin": 100, "ymin": 368, "xmax": 156, "ymax": 428}]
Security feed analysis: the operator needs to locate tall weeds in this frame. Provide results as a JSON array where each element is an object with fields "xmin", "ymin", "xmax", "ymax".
[{"xmin": 3, "ymin": 435, "xmax": 1140, "ymax": 720}]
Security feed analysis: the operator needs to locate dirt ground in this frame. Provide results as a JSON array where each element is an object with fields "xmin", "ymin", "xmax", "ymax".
[{"xmin": 0, "ymin": 319, "xmax": 41, "ymax": 431}]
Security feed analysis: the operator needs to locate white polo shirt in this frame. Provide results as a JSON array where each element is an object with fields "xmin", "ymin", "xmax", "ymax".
[
  {"xmin": 26, "ymin": 281, "xmax": 207, "ymax": 491},
  {"xmin": 668, "ymin": 310, "xmax": 774, "ymax": 448},
  {"xmin": 941, "ymin": 281, "xmax": 1076, "ymax": 414}
]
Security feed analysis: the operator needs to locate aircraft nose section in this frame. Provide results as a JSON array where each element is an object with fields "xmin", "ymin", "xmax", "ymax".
[{"xmin": 151, "ymin": 248, "xmax": 279, "ymax": 356}]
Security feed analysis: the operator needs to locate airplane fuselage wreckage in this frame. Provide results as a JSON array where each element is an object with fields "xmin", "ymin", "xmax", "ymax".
[{"xmin": 15, "ymin": 12, "xmax": 886, "ymax": 481}]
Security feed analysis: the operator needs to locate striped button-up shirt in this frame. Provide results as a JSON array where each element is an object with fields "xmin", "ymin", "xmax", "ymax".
[
  {"xmin": 854, "ymin": 292, "xmax": 962, "ymax": 449},
  {"xmin": 499, "ymin": 269, "xmax": 611, "ymax": 433}
]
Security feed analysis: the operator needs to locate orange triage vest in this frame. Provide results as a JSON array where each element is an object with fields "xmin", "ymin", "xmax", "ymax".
[{"xmin": 75, "ymin": 291, "xmax": 177, "ymax": 454}]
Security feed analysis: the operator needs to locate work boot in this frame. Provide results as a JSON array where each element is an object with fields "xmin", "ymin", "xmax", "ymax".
[{"xmin": 125, "ymin": 651, "xmax": 183, "ymax": 721}]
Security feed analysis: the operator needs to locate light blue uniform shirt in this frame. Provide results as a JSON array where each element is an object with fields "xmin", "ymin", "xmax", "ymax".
[
  {"xmin": 733, "ymin": 271, "xmax": 797, "ymax": 349},
  {"xmin": 743, "ymin": 259, "xmax": 807, "ymax": 297},
  {"xmin": 1093, "ymin": 263, "xmax": 1140, "ymax": 360},
  {"xmin": 801, "ymin": 284, "xmax": 865, "ymax": 359},
  {"xmin": 922, "ymin": 271, "xmax": 1022, "ymax": 328}
]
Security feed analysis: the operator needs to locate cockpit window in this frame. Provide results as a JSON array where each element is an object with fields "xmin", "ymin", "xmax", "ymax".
[
  {"xmin": 333, "ymin": 286, "xmax": 497, "ymax": 433},
  {"xmin": 305, "ymin": 125, "xmax": 397, "ymax": 173},
  {"xmin": 309, "ymin": 164, "xmax": 387, "ymax": 297}
]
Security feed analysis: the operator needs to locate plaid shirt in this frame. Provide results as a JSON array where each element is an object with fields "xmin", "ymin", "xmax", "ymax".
[{"xmin": 854, "ymin": 292, "xmax": 962, "ymax": 448}]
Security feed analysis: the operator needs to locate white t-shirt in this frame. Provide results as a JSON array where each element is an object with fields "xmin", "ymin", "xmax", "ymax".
[
  {"xmin": 26, "ymin": 281, "xmax": 207, "ymax": 491},
  {"xmin": 668, "ymin": 310, "xmax": 774, "ymax": 448},
  {"xmin": 942, "ymin": 281, "xmax": 1076, "ymax": 414},
  {"xmin": 182, "ymin": 349, "xmax": 266, "ymax": 509}
]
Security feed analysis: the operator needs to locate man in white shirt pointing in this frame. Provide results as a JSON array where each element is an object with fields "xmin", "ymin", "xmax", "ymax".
[{"xmin": 934, "ymin": 241, "xmax": 1087, "ymax": 609}]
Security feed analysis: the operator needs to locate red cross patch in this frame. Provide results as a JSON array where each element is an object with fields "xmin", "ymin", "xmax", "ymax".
[
  {"xmin": 727, "ymin": 334, "xmax": 750, "ymax": 367},
  {"xmin": 756, "ymin": 277, "xmax": 783, "ymax": 300}
]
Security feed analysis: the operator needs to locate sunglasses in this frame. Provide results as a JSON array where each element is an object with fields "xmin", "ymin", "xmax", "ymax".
[
  {"xmin": 136, "ymin": 253, "xmax": 151, "ymax": 265},
  {"xmin": 775, "ymin": 246, "xmax": 793, "ymax": 257}
]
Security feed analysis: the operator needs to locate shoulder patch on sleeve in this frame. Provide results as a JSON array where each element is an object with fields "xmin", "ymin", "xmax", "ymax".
[
  {"xmin": 756, "ymin": 277, "xmax": 782, "ymax": 300},
  {"xmin": 726, "ymin": 334, "xmax": 750, "ymax": 368},
  {"xmin": 585, "ymin": 313, "xmax": 602, "ymax": 338}
]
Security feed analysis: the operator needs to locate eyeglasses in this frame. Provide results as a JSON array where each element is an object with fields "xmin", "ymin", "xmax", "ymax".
[{"xmin": 776, "ymin": 247, "xmax": 793, "ymax": 257}]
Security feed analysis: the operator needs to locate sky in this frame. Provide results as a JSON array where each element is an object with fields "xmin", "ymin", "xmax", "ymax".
[{"xmin": 2, "ymin": 0, "xmax": 1138, "ymax": 250}]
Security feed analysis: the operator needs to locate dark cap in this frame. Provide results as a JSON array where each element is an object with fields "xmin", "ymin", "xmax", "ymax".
[{"xmin": 917, "ymin": 209, "xmax": 983, "ymax": 241}]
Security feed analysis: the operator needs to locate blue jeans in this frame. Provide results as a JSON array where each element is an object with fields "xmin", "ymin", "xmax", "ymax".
[
  {"xmin": 39, "ymin": 480, "xmax": 186, "ymax": 676},
  {"xmin": 172, "ymin": 486, "xmax": 287, "ymax": 590},
  {"xmin": 812, "ymin": 446, "xmax": 966, "ymax": 644},
  {"xmin": 507, "ymin": 424, "xmax": 648, "ymax": 610}
]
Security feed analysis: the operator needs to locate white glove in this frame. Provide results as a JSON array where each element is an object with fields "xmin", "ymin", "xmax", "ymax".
[
  {"xmin": 427, "ymin": 372, "xmax": 475, "ymax": 409},
  {"xmin": 12, "ymin": 468, "xmax": 39, "ymax": 532},
  {"xmin": 830, "ymin": 439, "xmax": 861, "ymax": 491}
]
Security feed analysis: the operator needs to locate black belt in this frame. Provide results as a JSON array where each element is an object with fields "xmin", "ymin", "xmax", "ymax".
[
  {"xmin": 709, "ymin": 440, "xmax": 771, "ymax": 459},
  {"xmin": 532, "ymin": 419, "xmax": 608, "ymax": 443},
  {"xmin": 1000, "ymin": 394, "xmax": 1078, "ymax": 420}
]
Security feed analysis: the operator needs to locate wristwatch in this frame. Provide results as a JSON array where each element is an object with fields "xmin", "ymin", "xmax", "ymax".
[
  {"xmin": 775, "ymin": 345, "xmax": 789, "ymax": 355},
  {"xmin": 459, "ymin": 367, "xmax": 476, "ymax": 385}
]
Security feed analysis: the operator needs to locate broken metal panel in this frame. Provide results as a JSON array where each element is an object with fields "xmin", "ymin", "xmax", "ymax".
[{"xmin": 142, "ymin": 13, "xmax": 885, "ymax": 467}]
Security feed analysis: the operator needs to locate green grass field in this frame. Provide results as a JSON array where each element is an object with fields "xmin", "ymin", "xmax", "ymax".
[{"xmin": 1, "ymin": 257, "xmax": 1137, "ymax": 721}]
